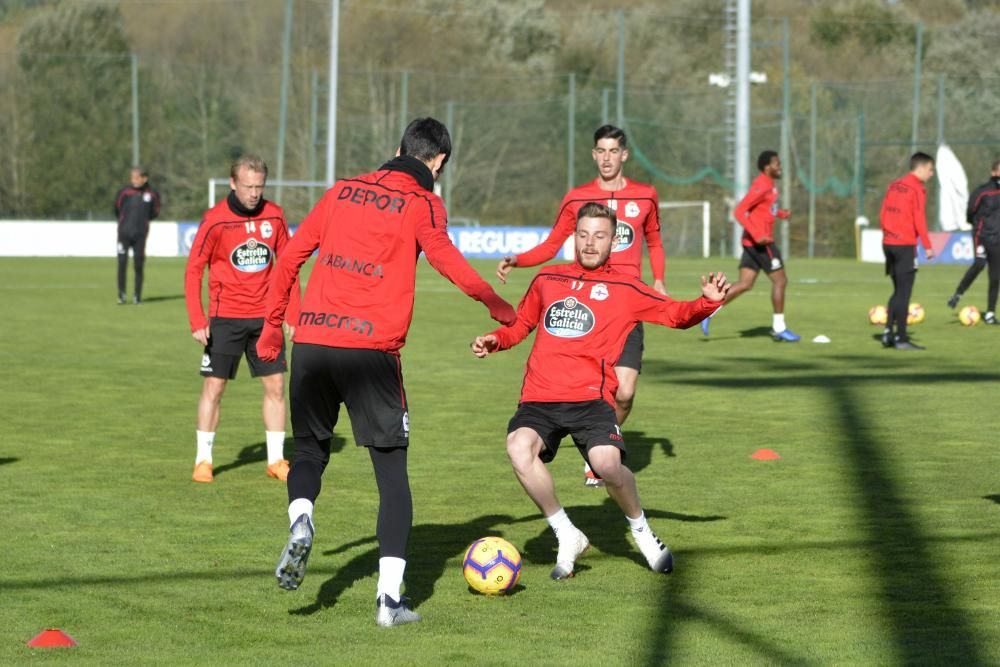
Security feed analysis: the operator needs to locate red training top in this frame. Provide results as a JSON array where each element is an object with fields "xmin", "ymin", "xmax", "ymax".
[
  {"xmin": 514, "ymin": 179, "xmax": 664, "ymax": 281},
  {"xmin": 733, "ymin": 172, "xmax": 788, "ymax": 247},
  {"xmin": 489, "ymin": 262, "xmax": 719, "ymax": 408},
  {"xmin": 263, "ymin": 158, "xmax": 509, "ymax": 354},
  {"xmin": 185, "ymin": 197, "xmax": 296, "ymax": 330},
  {"xmin": 879, "ymin": 172, "xmax": 932, "ymax": 249}
]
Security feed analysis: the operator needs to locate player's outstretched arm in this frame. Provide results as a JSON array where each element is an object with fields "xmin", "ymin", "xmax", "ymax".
[
  {"xmin": 701, "ymin": 272, "xmax": 732, "ymax": 302},
  {"xmin": 471, "ymin": 334, "xmax": 500, "ymax": 358}
]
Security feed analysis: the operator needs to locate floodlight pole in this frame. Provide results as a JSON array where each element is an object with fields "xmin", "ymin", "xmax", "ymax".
[
  {"xmin": 399, "ymin": 70, "xmax": 409, "ymax": 137},
  {"xmin": 325, "ymin": 0, "xmax": 340, "ymax": 185},
  {"xmin": 780, "ymin": 17, "xmax": 791, "ymax": 255},
  {"xmin": 733, "ymin": 0, "xmax": 751, "ymax": 258},
  {"xmin": 567, "ymin": 72, "xmax": 576, "ymax": 191},
  {"xmin": 808, "ymin": 82, "xmax": 817, "ymax": 258},
  {"xmin": 910, "ymin": 21, "xmax": 923, "ymax": 155},
  {"xmin": 276, "ymin": 0, "xmax": 294, "ymax": 203},
  {"xmin": 130, "ymin": 53, "xmax": 139, "ymax": 165},
  {"xmin": 616, "ymin": 10, "xmax": 625, "ymax": 128}
]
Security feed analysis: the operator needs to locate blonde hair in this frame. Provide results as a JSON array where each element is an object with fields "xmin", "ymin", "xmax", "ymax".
[{"xmin": 230, "ymin": 154, "xmax": 268, "ymax": 180}]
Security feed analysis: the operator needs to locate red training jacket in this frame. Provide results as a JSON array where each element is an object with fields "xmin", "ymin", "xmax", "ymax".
[
  {"xmin": 263, "ymin": 160, "xmax": 507, "ymax": 354},
  {"xmin": 734, "ymin": 172, "xmax": 788, "ymax": 247},
  {"xmin": 185, "ymin": 198, "xmax": 296, "ymax": 330},
  {"xmin": 514, "ymin": 178, "xmax": 665, "ymax": 281},
  {"xmin": 489, "ymin": 262, "xmax": 719, "ymax": 407},
  {"xmin": 880, "ymin": 172, "xmax": 932, "ymax": 249}
]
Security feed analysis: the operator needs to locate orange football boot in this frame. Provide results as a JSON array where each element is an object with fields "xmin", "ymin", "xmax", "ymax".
[
  {"xmin": 192, "ymin": 460, "xmax": 213, "ymax": 483},
  {"xmin": 267, "ymin": 459, "xmax": 290, "ymax": 481}
]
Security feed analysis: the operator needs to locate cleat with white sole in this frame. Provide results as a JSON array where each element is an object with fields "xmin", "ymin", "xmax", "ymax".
[
  {"xmin": 632, "ymin": 527, "xmax": 674, "ymax": 574},
  {"xmin": 550, "ymin": 527, "xmax": 590, "ymax": 580},
  {"xmin": 276, "ymin": 513, "xmax": 314, "ymax": 590},
  {"xmin": 375, "ymin": 595, "xmax": 421, "ymax": 627}
]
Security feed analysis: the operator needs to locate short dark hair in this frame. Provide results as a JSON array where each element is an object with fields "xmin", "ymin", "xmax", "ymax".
[
  {"xmin": 576, "ymin": 202, "xmax": 616, "ymax": 233},
  {"xmin": 909, "ymin": 152, "xmax": 934, "ymax": 170},
  {"xmin": 131, "ymin": 165, "xmax": 148, "ymax": 177},
  {"xmin": 400, "ymin": 117, "xmax": 451, "ymax": 165},
  {"xmin": 991, "ymin": 158, "xmax": 1000, "ymax": 172},
  {"xmin": 757, "ymin": 150, "xmax": 779, "ymax": 172},
  {"xmin": 594, "ymin": 125, "xmax": 627, "ymax": 148}
]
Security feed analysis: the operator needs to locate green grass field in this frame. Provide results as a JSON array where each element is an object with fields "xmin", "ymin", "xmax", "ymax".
[{"xmin": 3, "ymin": 256, "xmax": 999, "ymax": 666}]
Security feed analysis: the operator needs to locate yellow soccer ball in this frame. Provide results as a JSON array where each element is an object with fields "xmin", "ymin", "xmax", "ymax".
[
  {"xmin": 907, "ymin": 303, "xmax": 925, "ymax": 325},
  {"xmin": 462, "ymin": 536, "xmax": 522, "ymax": 595},
  {"xmin": 959, "ymin": 305, "xmax": 981, "ymax": 326},
  {"xmin": 868, "ymin": 305, "xmax": 888, "ymax": 326}
]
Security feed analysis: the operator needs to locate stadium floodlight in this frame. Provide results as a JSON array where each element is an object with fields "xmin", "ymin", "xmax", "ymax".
[
  {"xmin": 660, "ymin": 200, "xmax": 711, "ymax": 258},
  {"xmin": 708, "ymin": 72, "xmax": 767, "ymax": 88}
]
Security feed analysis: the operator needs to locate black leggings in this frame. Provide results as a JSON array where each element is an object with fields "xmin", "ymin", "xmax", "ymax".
[
  {"xmin": 287, "ymin": 437, "xmax": 412, "ymax": 559},
  {"xmin": 888, "ymin": 270, "xmax": 916, "ymax": 340},
  {"xmin": 954, "ymin": 248, "xmax": 1000, "ymax": 312},
  {"xmin": 117, "ymin": 235, "xmax": 147, "ymax": 298}
]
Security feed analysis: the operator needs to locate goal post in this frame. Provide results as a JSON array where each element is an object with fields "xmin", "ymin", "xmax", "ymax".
[{"xmin": 659, "ymin": 200, "xmax": 710, "ymax": 258}]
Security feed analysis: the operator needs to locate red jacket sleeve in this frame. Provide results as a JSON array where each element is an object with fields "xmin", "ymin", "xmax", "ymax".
[
  {"xmin": 629, "ymin": 283, "xmax": 721, "ymax": 330},
  {"xmin": 515, "ymin": 195, "xmax": 577, "ymax": 267},
  {"xmin": 643, "ymin": 190, "xmax": 665, "ymax": 281},
  {"xmin": 184, "ymin": 218, "xmax": 216, "ymax": 331},
  {"xmin": 263, "ymin": 199, "xmax": 324, "ymax": 327},
  {"xmin": 414, "ymin": 196, "xmax": 507, "ymax": 307},
  {"xmin": 272, "ymin": 217, "xmax": 300, "ymax": 325},
  {"xmin": 734, "ymin": 182, "xmax": 770, "ymax": 243},
  {"xmin": 488, "ymin": 276, "xmax": 544, "ymax": 350},
  {"xmin": 914, "ymin": 187, "xmax": 932, "ymax": 251}
]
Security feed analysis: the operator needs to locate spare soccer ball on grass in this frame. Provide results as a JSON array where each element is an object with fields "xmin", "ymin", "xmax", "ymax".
[
  {"xmin": 463, "ymin": 536, "xmax": 522, "ymax": 595},
  {"xmin": 907, "ymin": 303, "xmax": 925, "ymax": 325},
  {"xmin": 959, "ymin": 305, "xmax": 981, "ymax": 326},
  {"xmin": 868, "ymin": 305, "xmax": 888, "ymax": 326}
]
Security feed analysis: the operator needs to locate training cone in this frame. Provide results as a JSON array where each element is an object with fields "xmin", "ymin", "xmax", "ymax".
[
  {"xmin": 27, "ymin": 629, "xmax": 77, "ymax": 648},
  {"xmin": 750, "ymin": 448, "xmax": 781, "ymax": 460}
]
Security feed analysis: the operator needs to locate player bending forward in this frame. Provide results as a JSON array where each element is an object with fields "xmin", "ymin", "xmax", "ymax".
[{"xmin": 473, "ymin": 203, "xmax": 730, "ymax": 578}]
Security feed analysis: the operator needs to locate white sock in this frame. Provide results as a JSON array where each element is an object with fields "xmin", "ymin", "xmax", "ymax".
[
  {"xmin": 626, "ymin": 511, "xmax": 650, "ymax": 534},
  {"xmin": 377, "ymin": 556, "xmax": 406, "ymax": 601},
  {"xmin": 288, "ymin": 498, "xmax": 314, "ymax": 528},
  {"xmin": 987, "ymin": 311, "xmax": 995, "ymax": 319},
  {"xmin": 772, "ymin": 313, "xmax": 786, "ymax": 333},
  {"xmin": 195, "ymin": 431, "xmax": 215, "ymax": 464},
  {"xmin": 265, "ymin": 431, "xmax": 286, "ymax": 464},
  {"xmin": 545, "ymin": 508, "xmax": 575, "ymax": 538}
]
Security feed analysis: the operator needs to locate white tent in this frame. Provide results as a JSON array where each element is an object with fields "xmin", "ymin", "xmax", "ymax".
[{"xmin": 937, "ymin": 144, "xmax": 971, "ymax": 231}]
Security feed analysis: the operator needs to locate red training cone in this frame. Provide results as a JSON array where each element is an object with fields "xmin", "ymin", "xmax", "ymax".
[
  {"xmin": 27, "ymin": 629, "xmax": 77, "ymax": 648},
  {"xmin": 750, "ymin": 448, "xmax": 781, "ymax": 460}
]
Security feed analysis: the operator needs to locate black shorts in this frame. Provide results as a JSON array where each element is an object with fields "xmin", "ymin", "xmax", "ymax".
[
  {"xmin": 507, "ymin": 400, "xmax": 625, "ymax": 465},
  {"xmin": 290, "ymin": 343, "xmax": 409, "ymax": 448},
  {"xmin": 883, "ymin": 244, "xmax": 918, "ymax": 277},
  {"xmin": 739, "ymin": 243, "xmax": 784, "ymax": 274},
  {"xmin": 200, "ymin": 317, "xmax": 287, "ymax": 379},
  {"xmin": 615, "ymin": 322, "xmax": 644, "ymax": 372}
]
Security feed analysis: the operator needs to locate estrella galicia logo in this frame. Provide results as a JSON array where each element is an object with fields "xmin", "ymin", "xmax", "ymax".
[
  {"xmin": 543, "ymin": 296, "xmax": 595, "ymax": 338},
  {"xmin": 613, "ymin": 220, "xmax": 635, "ymax": 252},
  {"xmin": 230, "ymin": 238, "xmax": 272, "ymax": 272}
]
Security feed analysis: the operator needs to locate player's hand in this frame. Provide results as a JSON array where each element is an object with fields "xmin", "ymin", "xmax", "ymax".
[
  {"xmin": 701, "ymin": 272, "xmax": 731, "ymax": 302},
  {"xmin": 192, "ymin": 326, "xmax": 210, "ymax": 346},
  {"xmin": 757, "ymin": 236, "xmax": 773, "ymax": 246},
  {"xmin": 777, "ymin": 209, "xmax": 791, "ymax": 219},
  {"xmin": 471, "ymin": 335, "xmax": 499, "ymax": 357},
  {"xmin": 256, "ymin": 323, "xmax": 284, "ymax": 362},
  {"xmin": 652, "ymin": 280, "xmax": 669, "ymax": 296},
  {"xmin": 926, "ymin": 248, "xmax": 936, "ymax": 260},
  {"xmin": 496, "ymin": 256, "xmax": 517, "ymax": 283}
]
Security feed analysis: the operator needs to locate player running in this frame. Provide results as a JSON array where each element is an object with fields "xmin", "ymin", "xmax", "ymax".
[
  {"xmin": 947, "ymin": 159, "xmax": 1000, "ymax": 324},
  {"xmin": 700, "ymin": 150, "xmax": 799, "ymax": 341},
  {"xmin": 184, "ymin": 155, "xmax": 297, "ymax": 483},
  {"xmin": 473, "ymin": 202, "xmax": 729, "ymax": 579},
  {"xmin": 256, "ymin": 118, "xmax": 515, "ymax": 627},
  {"xmin": 496, "ymin": 124, "xmax": 665, "ymax": 486},
  {"xmin": 880, "ymin": 152, "xmax": 936, "ymax": 350}
]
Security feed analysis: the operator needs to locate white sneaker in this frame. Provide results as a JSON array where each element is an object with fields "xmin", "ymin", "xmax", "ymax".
[
  {"xmin": 375, "ymin": 595, "xmax": 421, "ymax": 627},
  {"xmin": 550, "ymin": 527, "xmax": 590, "ymax": 580},
  {"xmin": 632, "ymin": 527, "xmax": 674, "ymax": 573},
  {"xmin": 276, "ymin": 514, "xmax": 314, "ymax": 590}
]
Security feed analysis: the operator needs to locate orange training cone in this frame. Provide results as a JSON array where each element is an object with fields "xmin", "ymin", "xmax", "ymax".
[
  {"xmin": 27, "ymin": 629, "xmax": 77, "ymax": 648},
  {"xmin": 750, "ymin": 448, "xmax": 781, "ymax": 460}
]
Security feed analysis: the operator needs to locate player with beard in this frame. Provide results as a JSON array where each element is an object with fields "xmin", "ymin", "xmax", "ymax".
[{"xmin": 473, "ymin": 203, "xmax": 729, "ymax": 579}]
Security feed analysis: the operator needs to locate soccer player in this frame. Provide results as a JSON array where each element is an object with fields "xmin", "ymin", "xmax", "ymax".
[
  {"xmin": 496, "ymin": 124, "xmax": 665, "ymax": 486},
  {"xmin": 256, "ymin": 118, "xmax": 515, "ymax": 627},
  {"xmin": 184, "ymin": 155, "xmax": 296, "ymax": 483},
  {"xmin": 114, "ymin": 165, "xmax": 160, "ymax": 304},
  {"xmin": 947, "ymin": 159, "xmax": 1000, "ymax": 324},
  {"xmin": 879, "ymin": 152, "xmax": 936, "ymax": 350},
  {"xmin": 473, "ymin": 202, "xmax": 729, "ymax": 579},
  {"xmin": 701, "ymin": 150, "xmax": 799, "ymax": 341}
]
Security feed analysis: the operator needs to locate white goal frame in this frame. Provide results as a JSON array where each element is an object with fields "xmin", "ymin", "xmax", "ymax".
[
  {"xmin": 207, "ymin": 178, "xmax": 329, "ymax": 208},
  {"xmin": 660, "ymin": 200, "xmax": 710, "ymax": 258}
]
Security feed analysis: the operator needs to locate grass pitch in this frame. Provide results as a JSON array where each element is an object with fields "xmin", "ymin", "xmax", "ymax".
[{"xmin": 2, "ymin": 256, "xmax": 999, "ymax": 666}]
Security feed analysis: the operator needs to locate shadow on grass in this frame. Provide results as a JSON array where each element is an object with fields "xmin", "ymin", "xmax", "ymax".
[
  {"xmin": 985, "ymin": 495, "xmax": 1000, "ymax": 505},
  {"xmin": 293, "ymin": 513, "xmax": 517, "ymax": 616},
  {"xmin": 739, "ymin": 326, "xmax": 774, "ymax": 338},
  {"xmin": 623, "ymin": 430, "xmax": 674, "ymax": 476},
  {"xmin": 214, "ymin": 434, "xmax": 346, "ymax": 478},
  {"xmin": 138, "ymin": 294, "xmax": 185, "ymax": 303},
  {"xmin": 641, "ymin": 359, "xmax": 993, "ymax": 666},
  {"xmin": 0, "ymin": 457, "xmax": 18, "ymax": 466}
]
